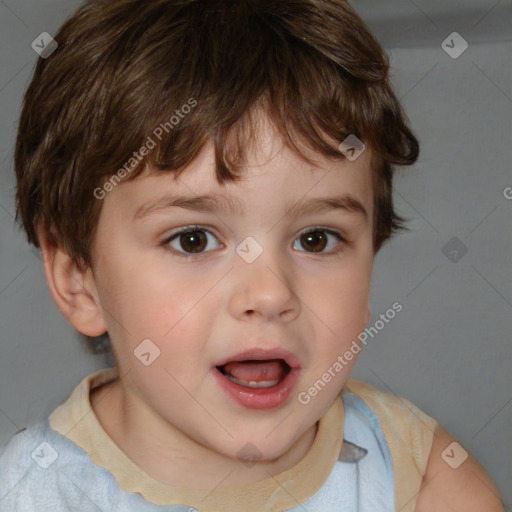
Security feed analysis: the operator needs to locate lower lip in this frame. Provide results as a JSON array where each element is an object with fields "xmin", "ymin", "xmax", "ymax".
[{"xmin": 213, "ymin": 366, "xmax": 301, "ymax": 410}]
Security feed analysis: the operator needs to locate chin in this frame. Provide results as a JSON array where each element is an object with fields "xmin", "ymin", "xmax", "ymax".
[{"xmin": 227, "ymin": 428, "xmax": 306, "ymax": 465}]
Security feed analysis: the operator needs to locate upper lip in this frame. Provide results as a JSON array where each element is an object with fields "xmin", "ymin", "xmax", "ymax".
[{"xmin": 214, "ymin": 348, "xmax": 302, "ymax": 369}]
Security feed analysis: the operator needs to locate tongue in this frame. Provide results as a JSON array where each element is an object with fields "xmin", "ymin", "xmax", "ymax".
[{"xmin": 222, "ymin": 359, "xmax": 285, "ymax": 383}]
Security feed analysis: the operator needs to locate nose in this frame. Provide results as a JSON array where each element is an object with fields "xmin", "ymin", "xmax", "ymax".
[{"xmin": 228, "ymin": 243, "xmax": 300, "ymax": 322}]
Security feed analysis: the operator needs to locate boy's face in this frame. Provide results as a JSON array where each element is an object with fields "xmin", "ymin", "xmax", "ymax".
[{"xmin": 88, "ymin": 116, "xmax": 374, "ymax": 462}]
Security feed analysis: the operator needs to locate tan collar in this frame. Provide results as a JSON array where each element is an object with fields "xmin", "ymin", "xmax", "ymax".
[{"xmin": 49, "ymin": 366, "xmax": 344, "ymax": 510}]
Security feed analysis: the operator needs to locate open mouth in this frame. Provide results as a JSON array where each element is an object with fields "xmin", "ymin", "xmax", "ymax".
[
  {"xmin": 213, "ymin": 348, "xmax": 301, "ymax": 409},
  {"xmin": 216, "ymin": 359, "xmax": 292, "ymax": 389}
]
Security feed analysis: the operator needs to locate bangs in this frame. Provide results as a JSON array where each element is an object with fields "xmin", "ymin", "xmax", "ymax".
[{"xmin": 90, "ymin": 0, "xmax": 413, "ymax": 187}]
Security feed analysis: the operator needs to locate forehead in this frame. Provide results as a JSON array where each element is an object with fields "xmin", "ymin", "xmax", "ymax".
[{"xmin": 106, "ymin": 116, "xmax": 374, "ymax": 223}]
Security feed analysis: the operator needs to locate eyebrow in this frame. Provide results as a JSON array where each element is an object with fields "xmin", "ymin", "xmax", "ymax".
[{"xmin": 134, "ymin": 193, "xmax": 368, "ymax": 222}]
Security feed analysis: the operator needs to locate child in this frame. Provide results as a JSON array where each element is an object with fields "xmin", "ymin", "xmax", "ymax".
[{"xmin": 0, "ymin": 0, "xmax": 504, "ymax": 510}]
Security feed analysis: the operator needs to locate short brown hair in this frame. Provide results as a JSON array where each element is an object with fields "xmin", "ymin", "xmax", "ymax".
[{"xmin": 14, "ymin": 0, "xmax": 418, "ymax": 353}]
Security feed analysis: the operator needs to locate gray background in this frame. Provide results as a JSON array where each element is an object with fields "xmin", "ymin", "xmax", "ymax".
[{"xmin": 1, "ymin": 0, "xmax": 511, "ymax": 507}]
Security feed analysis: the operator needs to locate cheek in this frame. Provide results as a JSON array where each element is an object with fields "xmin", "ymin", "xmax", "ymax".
[
  {"xmin": 96, "ymin": 260, "xmax": 218, "ymax": 372},
  {"xmin": 304, "ymin": 257, "xmax": 372, "ymax": 366},
  {"xmin": 314, "ymin": 263, "xmax": 371, "ymax": 328},
  {"xmin": 95, "ymin": 253, "xmax": 191, "ymax": 331}
]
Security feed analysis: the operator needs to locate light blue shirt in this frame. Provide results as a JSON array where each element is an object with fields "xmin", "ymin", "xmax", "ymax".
[{"xmin": 0, "ymin": 389, "xmax": 394, "ymax": 511}]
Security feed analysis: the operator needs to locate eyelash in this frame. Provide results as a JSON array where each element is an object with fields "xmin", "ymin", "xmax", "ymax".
[{"xmin": 159, "ymin": 225, "xmax": 348, "ymax": 260}]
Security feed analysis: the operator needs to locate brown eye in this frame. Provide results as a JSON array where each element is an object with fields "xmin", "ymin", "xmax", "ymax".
[
  {"xmin": 178, "ymin": 230, "xmax": 207, "ymax": 253},
  {"xmin": 300, "ymin": 230, "xmax": 328, "ymax": 252},
  {"xmin": 164, "ymin": 227, "xmax": 222, "ymax": 258},
  {"xmin": 293, "ymin": 228, "xmax": 345, "ymax": 254}
]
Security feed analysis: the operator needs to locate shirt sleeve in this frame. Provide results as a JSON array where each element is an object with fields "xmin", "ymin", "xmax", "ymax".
[{"xmin": 345, "ymin": 379, "xmax": 439, "ymax": 512}]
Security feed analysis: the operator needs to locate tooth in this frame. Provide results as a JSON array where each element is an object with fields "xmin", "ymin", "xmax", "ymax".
[{"xmin": 224, "ymin": 373, "xmax": 279, "ymax": 388}]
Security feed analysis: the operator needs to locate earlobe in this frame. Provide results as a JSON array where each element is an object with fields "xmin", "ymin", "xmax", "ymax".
[{"xmin": 37, "ymin": 225, "xmax": 107, "ymax": 337}]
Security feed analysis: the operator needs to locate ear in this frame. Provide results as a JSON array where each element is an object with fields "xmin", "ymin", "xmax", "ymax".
[
  {"xmin": 364, "ymin": 307, "xmax": 371, "ymax": 325},
  {"xmin": 36, "ymin": 224, "xmax": 107, "ymax": 337}
]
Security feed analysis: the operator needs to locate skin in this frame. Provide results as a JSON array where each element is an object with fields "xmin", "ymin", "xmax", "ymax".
[
  {"xmin": 37, "ymin": 113, "xmax": 504, "ymax": 508},
  {"xmin": 414, "ymin": 426, "xmax": 504, "ymax": 511}
]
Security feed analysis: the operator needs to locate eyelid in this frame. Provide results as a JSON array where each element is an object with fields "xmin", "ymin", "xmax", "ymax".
[{"xmin": 300, "ymin": 226, "xmax": 348, "ymax": 240}]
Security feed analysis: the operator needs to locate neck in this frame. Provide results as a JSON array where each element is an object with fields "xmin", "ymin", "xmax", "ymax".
[{"xmin": 91, "ymin": 377, "xmax": 318, "ymax": 490}]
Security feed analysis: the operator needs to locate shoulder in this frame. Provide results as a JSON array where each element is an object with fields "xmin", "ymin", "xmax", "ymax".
[
  {"xmin": 0, "ymin": 424, "xmax": 45, "ymax": 483},
  {"xmin": 0, "ymin": 419, "xmax": 110, "ymax": 510},
  {"xmin": 414, "ymin": 424, "xmax": 504, "ymax": 512},
  {"xmin": 0, "ymin": 421, "xmax": 55, "ymax": 509},
  {"xmin": 345, "ymin": 378, "xmax": 437, "ymax": 425},
  {"xmin": 343, "ymin": 380, "xmax": 504, "ymax": 512},
  {"xmin": 343, "ymin": 379, "xmax": 438, "ymax": 511},
  {"xmin": 344, "ymin": 378, "xmax": 438, "ymax": 469}
]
